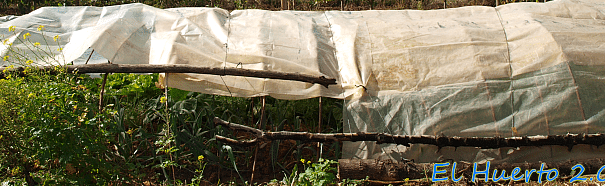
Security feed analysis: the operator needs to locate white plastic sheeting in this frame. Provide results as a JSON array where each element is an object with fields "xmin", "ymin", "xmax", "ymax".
[
  {"xmin": 341, "ymin": 0, "xmax": 605, "ymax": 163},
  {"xmin": 2, "ymin": 0, "xmax": 605, "ymax": 162}
]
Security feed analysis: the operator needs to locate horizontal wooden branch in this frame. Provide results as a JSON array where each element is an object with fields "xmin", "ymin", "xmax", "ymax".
[
  {"xmin": 0, "ymin": 64, "xmax": 337, "ymax": 87},
  {"xmin": 214, "ymin": 117, "xmax": 605, "ymax": 149}
]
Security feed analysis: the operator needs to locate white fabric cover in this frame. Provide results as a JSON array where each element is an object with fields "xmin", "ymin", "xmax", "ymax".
[{"xmin": 2, "ymin": 0, "xmax": 605, "ymax": 162}]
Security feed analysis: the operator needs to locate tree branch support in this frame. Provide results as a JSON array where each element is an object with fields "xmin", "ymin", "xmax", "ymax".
[{"xmin": 214, "ymin": 117, "xmax": 605, "ymax": 149}]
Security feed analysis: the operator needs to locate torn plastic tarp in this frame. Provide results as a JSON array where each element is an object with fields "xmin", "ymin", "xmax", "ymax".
[{"xmin": 1, "ymin": 0, "xmax": 605, "ymax": 162}]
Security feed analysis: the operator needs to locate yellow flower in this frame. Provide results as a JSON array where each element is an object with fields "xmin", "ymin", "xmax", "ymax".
[
  {"xmin": 37, "ymin": 25, "xmax": 44, "ymax": 31},
  {"xmin": 57, "ymin": 47, "xmax": 62, "ymax": 51},
  {"xmin": 26, "ymin": 60, "xmax": 33, "ymax": 65},
  {"xmin": 23, "ymin": 32, "xmax": 30, "ymax": 40},
  {"xmin": 160, "ymin": 96, "xmax": 167, "ymax": 103},
  {"xmin": 8, "ymin": 26, "xmax": 15, "ymax": 32},
  {"xmin": 126, "ymin": 129, "xmax": 134, "ymax": 135},
  {"xmin": 300, "ymin": 159, "xmax": 305, "ymax": 164},
  {"xmin": 33, "ymin": 42, "xmax": 40, "ymax": 46},
  {"xmin": 10, "ymin": 166, "xmax": 20, "ymax": 175},
  {"xmin": 307, "ymin": 161, "xmax": 311, "ymax": 164},
  {"xmin": 198, "ymin": 155, "xmax": 204, "ymax": 161},
  {"xmin": 2, "ymin": 39, "xmax": 8, "ymax": 45},
  {"xmin": 2, "ymin": 56, "xmax": 8, "ymax": 61},
  {"xmin": 27, "ymin": 93, "xmax": 35, "ymax": 98},
  {"xmin": 53, "ymin": 35, "xmax": 60, "ymax": 42}
]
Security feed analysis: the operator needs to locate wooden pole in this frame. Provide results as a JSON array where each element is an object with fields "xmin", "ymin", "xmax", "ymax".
[
  {"xmin": 84, "ymin": 49, "xmax": 94, "ymax": 65},
  {"xmin": 250, "ymin": 96, "xmax": 266, "ymax": 183},
  {"xmin": 214, "ymin": 117, "xmax": 605, "ymax": 149},
  {"xmin": 0, "ymin": 64, "xmax": 337, "ymax": 87},
  {"xmin": 281, "ymin": 0, "xmax": 285, "ymax": 9},
  {"xmin": 98, "ymin": 61, "xmax": 111, "ymax": 111},
  {"xmin": 99, "ymin": 73, "xmax": 108, "ymax": 111},
  {"xmin": 317, "ymin": 97, "xmax": 322, "ymax": 160}
]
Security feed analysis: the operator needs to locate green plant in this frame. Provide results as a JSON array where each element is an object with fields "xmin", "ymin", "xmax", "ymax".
[
  {"xmin": 191, "ymin": 155, "xmax": 208, "ymax": 185},
  {"xmin": 298, "ymin": 158, "xmax": 338, "ymax": 186},
  {"xmin": 104, "ymin": 73, "xmax": 162, "ymax": 99},
  {"xmin": 282, "ymin": 163, "xmax": 300, "ymax": 186},
  {"xmin": 0, "ymin": 25, "xmax": 117, "ymax": 185},
  {"xmin": 275, "ymin": 158, "xmax": 338, "ymax": 186}
]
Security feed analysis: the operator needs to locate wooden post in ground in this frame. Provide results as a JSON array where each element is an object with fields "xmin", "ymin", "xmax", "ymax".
[
  {"xmin": 317, "ymin": 97, "xmax": 323, "ymax": 160},
  {"xmin": 250, "ymin": 96, "xmax": 266, "ymax": 183},
  {"xmin": 99, "ymin": 73, "xmax": 108, "ymax": 111},
  {"xmin": 281, "ymin": 0, "xmax": 286, "ymax": 9},
  {"xmin": 98, "ymin": 60, "xmax": 111, "ymax": 111}
]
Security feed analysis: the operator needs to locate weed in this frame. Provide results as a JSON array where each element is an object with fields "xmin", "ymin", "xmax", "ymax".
[{"xmin": 298, "ymin": 158, "xmax": 338, "ymax": 186}]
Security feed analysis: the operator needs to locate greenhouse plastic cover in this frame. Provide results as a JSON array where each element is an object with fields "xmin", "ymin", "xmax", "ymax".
[{"xmin": 2, "ymin": 0, "xmax": 605, "ymax": 163}]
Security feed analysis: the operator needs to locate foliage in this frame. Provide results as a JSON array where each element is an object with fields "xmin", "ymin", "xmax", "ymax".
[
  {"xmin": 0, "ymin": 65, "xmax": 117, "ymax": 185},
  {"xmin": 0, "ymin": 18, "xmax": 345, "ymax": 186},
  {"xmin": 190, "ymin": 155, "xmax": 207, "ymax": 185},
  {"xmin": 270, "ymin": 158, "xmax": 338, "ymax": 186},
  {"xmin": 103, "ymin": 73, "xmax": 162, "ymax": 99},
  {"xmin": 0, "ymin": 26, "xmax": 118, "ymax": 185},
  {"xmin": 298, "ymin": 158, "xmax": 338, "ymax": 186}
]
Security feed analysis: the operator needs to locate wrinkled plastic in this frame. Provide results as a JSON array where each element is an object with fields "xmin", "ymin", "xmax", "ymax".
[
  {"xmin": 1, "ymin": 0, "xmax": 605, "ymax": 162},
  {"xmin": 342, "ymin": 0, "xmax": 605, "ymax": 162}
]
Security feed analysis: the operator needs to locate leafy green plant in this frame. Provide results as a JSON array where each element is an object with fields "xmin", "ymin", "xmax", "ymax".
[
  {"xmin": 190, "ymin": 155, "xmax": 208, "ymax": 185},
  {"xmin": 298, "ymin": 158, "xmax": 338, "ymax": 186},
  {"xmin": 273, "ymin": 158, "xmax": 338, "ymax": 186},
  {"xmin": 0, "ymin": 24, "xmax": 180, "ymax": 185},
  {"xmin": 0, "ymin": 25, "xmax": 117, "ymax": 185},
  {"xmin": 104, "ymin": 73, "xmax": 162, "ymax": 99}
]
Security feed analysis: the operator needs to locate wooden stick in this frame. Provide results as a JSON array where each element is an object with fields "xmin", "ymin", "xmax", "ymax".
[
  {"xmin": 0, "ymin": 64, "xmax": 337, "ymax": 87},
  {"xmin": 317, "ymin": 97, "xmax": 322, "ymax": 160},
  {"xmin": 98, "ymin": 61, "xmax": 111, "ymax": 111},
  {"xmin": 84, "ymin": 49, "xmax": 94, "ymax": 65},
  {"xmin": 250, "ymin": 96, "xmax": 266, "ymax": 183},
  {"xmin": 99, "ymin": 73, "xmax": 108, "ymax": 111},
  {"xmin": 214, "ymin": 117, "xmax": 605, "ymax": 149}
]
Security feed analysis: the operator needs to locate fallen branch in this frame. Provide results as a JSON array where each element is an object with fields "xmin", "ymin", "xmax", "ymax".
[
  {"xmin": 214, "ymin": 117, "xmax": 605, "ymax": 149},
  {"xmin": 0, "ymin": 64, "xmax": 337, "ymax": 87},
  {"xmin": 338, "ymin": 158, "xmax": 605, "ymax": 181}
]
